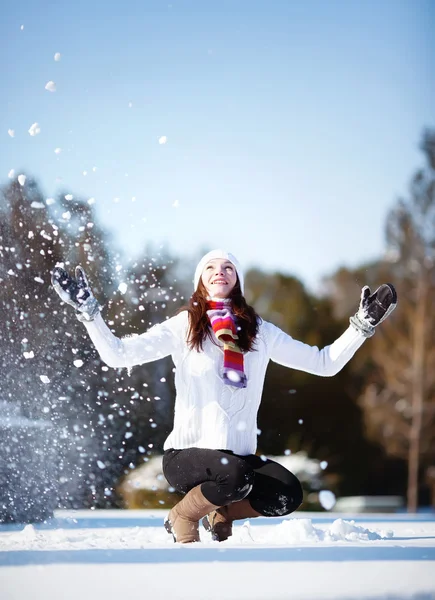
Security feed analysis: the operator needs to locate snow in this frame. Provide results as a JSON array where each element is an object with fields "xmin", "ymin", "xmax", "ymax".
[
  {"xmin": 7, "ymin": 129, "xmax": 14, "ymax": 138},
  {"xmin": 54, "ymin": 52, "xmax": 61, "ymax": 61},
  {"xmin": 44, "ymin": 81, "xmax": 56, "ymax": 92},
  {"xmin": 28, "ymin": 123, "xmax": 40, "ymax": 136},
  {"xmin": 0, "ymin": 510, "xmax": 434, "ymax": 600},
  {"xmin": 158, "ymin": 135, "xmax": 167, "ymax": 144},
  {"xmin": 318, "ymin": 489, "xmax": 336, "ymax": 510}
]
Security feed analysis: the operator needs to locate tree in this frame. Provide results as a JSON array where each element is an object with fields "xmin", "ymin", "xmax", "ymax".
[{"xmin": 358, "ymin": 129, "xmax": 435, "ymax": 510}]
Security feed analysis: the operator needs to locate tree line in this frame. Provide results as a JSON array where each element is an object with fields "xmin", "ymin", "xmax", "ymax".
[{"xmin": 0, "ymin": 129, "xmax": 433, "ymax": 511}]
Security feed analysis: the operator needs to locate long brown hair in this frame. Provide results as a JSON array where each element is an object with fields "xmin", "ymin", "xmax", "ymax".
[{"xmin": 179, "ymin": 277, "xmax": 260, "ymax": 352}]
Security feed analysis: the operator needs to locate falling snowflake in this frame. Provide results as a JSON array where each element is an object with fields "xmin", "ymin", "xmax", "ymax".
[
  {"xmin": 319, "ymin": 490, "xmax": 336, "ymax": 511},
  {"xmin": 73, "ymin": 359, "xmax": 84, "ymax": 368},
  {"xmin": 18, "ymin": 174, "xmax": 26, "ymax": 186},
  {"xmin": 54, "ymin": 148, "xmax": 62, "ymax": 154},
  {"xmin": 118, "ymin": 282, "xmax": 128, "ymax": 294},
  {"xmin": 8, "ymin": 129, "xmax": 15, "ymax": 138},
  {"xmin": 45, "ymin": 81, "xmax": 56, "ymax": 92},
  {"xmin": 8, "ymin": 169, "xmax": 15, "ymax": 179},
  {"xmin": 158, "ymin": 136, "xmax": 167, "ymax": 144},
  {"xmin": 30, "ymin": 201, "xmax": 45, "ymax": 209},
  {"xmin": 28, "ymin": 123, "xmax": 41, "ymax": 136},
  {"xmin": 54, "ymin": 52, "xmax": 61, "ymax": 61},
  {"xmin": 23, "ymin": 351, "xmax": 34, "ymax": 359},
  {"xmin": 39, "ymin": 375, "xmax": 50, "ymax": 384}
]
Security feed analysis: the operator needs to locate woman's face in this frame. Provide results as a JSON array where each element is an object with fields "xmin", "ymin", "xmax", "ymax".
[{"xmin": 201, "ymin": 258, "xmax": 238, "ymax": 298}]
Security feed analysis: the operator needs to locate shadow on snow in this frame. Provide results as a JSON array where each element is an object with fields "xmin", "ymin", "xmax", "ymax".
[{"xmin": 1, "ymin": 545, "xmax": 435, "ymax": 567}]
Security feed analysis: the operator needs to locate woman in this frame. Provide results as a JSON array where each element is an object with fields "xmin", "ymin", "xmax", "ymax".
[{"xmin": 51, "ymin": 249, "xmax": 397, "ymax": 543}]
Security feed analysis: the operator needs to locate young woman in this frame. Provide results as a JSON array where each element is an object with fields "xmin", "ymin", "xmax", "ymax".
[{"xmin": 51, "ymin": 249, "xmax": 397, "ymax": 543}]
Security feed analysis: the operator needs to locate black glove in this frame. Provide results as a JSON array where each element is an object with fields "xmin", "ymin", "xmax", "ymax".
[
  {"xmin": 350, "ymin": 283, "xmax": 397, "ymax": 337},
  {"xmin": 51, "ymin": 266, "xmax": 101, "ymax": 322}
]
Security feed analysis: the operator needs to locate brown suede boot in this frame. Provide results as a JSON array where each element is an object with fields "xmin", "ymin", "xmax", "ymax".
[
  {"xmin": 164, "ymin": 484, "xmax": 220, "ymax": 543},
  {"xmin": 202, "ymin": 499, "xmax": 262, "ymax": 542}
]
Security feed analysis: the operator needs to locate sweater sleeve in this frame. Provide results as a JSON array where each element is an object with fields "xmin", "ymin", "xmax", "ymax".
[
  {"xmin": 263, "ymin": 321, "xmax": 366, "ymax": 377},
  {"xmin": 81, "ymin": 311, "xmax": 188, "ymax": 369}
]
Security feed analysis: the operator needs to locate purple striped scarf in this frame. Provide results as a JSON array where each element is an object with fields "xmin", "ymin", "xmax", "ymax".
[{"xmin": 206, "ymin": 299, "xmax": 247, "ymax": 389}]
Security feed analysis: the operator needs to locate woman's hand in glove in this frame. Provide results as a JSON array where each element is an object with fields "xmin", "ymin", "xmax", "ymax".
[
  {"xmin": 51, "ymin": 265, "xmax": 101, "ymax": 322},
  {"xmin": 350, "ymin": 283, "xmax": 397, "ymax": 337}
]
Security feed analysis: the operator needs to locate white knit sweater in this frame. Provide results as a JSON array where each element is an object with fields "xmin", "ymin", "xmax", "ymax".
[{"xmin": 83, "ymin": 312, "xmax": 366, "ymax": 455}]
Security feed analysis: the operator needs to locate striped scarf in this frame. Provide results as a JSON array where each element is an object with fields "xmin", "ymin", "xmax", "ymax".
[{"xmin": 206, "ymin": 299, "xmax": 247, "ymax": 389}]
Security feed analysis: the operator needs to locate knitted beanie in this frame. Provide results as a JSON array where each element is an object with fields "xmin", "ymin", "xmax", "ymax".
[{"xmin": 193, "ymin": 249, "xmax": 244, "ymax": 294}]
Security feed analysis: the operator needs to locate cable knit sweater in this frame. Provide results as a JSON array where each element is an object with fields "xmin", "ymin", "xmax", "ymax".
[{"xmin": 82, "ymin": 311, "xmax": 366, "ymax": 455}]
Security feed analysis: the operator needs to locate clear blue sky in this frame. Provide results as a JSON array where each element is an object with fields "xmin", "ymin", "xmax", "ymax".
[{"xmin": 2, "ymin": 0, "xmax": 434, "ymax": 290}]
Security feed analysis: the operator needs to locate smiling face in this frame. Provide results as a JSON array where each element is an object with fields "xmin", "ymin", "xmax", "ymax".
[{"xmin": 201, "ymin": 258, "xmax": 238, "ymax": 299}]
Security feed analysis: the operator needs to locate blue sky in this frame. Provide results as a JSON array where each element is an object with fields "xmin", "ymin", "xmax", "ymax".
[{"xmin": 2, "ymin": 0, "xmax": 434, "ymax": 290}]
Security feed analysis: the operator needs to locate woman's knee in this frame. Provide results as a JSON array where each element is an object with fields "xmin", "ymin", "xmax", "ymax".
[{"xmin": 250, "ymin": 477, "xmax": 303, "ymax": 516}]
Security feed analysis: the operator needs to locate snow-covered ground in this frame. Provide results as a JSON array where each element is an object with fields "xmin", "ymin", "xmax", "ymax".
[{"xmin": 1, "ymin": 509, "xmax": 434, "ymax": 600}]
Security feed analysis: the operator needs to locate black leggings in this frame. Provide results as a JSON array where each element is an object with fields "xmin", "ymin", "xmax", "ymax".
[{"xmin": 162, "ymin": 447, "xmax": 303, "ymax": 517}]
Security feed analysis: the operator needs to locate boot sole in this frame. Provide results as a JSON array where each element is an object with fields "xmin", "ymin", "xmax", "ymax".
[
  {"xmin": 164, "ymin": 517, "xmax": 176, "ymax": 542},
  {"xmin": 202, "ymin": 515, "xmax": 229, "ymax": 542},
  {"xmin": 202, "ymin": 514, "xmax": 211, "ymax": 532}
]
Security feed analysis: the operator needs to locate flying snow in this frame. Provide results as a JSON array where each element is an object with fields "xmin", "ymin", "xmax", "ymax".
[
  {"xmin": 8, "ymin": 169, "xmax": 15, "ymax": 178},
  {"xmin": 54, "ymin": 52, "xmax": 61, "ymax": 61},
  {"xmin": 8, "ymin": 129, "xmax": 15, "ymax": 138},
  {"xmin": 73, "ymin": 360, "xmax": 84, "ymax": 368},
  {"xmin": 118, "ymin": 283, "xmax": 128, "ymax": 295},
  {"xmin": 158, "ymin": 136, "xmax": 167, "ymax": 144},
  {"xmin": 319, "ymin": 490, "xmax": 336, "ymax": 511},
  {"xmin": 54, "ymin": 148, "xmax": 62, "ymax": 154},
  {"xmin": 45, "ymin": 81, "xmax": 56, "ymax": 92},
  {"xmin": 39, "ymin": 375, "xmax": 50, "ymax": 384},
  {"xmin": 31, "ymin": 201, "xmax": 45, "ymax": 209},
  {"xmin": 28, "ymin": 123, "xmax": 41, "ymax": 136},
  {"xmin": 227, "ymin": 370, "xmax": 241, "ymax": 383},
  {"xmin": 23, "ymin": 351, "xmax": 35, "ymax": 359},
  {"xmin": 18, "ymin": 174, "xmax": 26, "ymax": 186}
]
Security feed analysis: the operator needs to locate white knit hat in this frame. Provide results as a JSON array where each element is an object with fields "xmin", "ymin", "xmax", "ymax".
[{"xmin": 193, "ymin": 249, "xmax": 244, "ymax": 293}]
